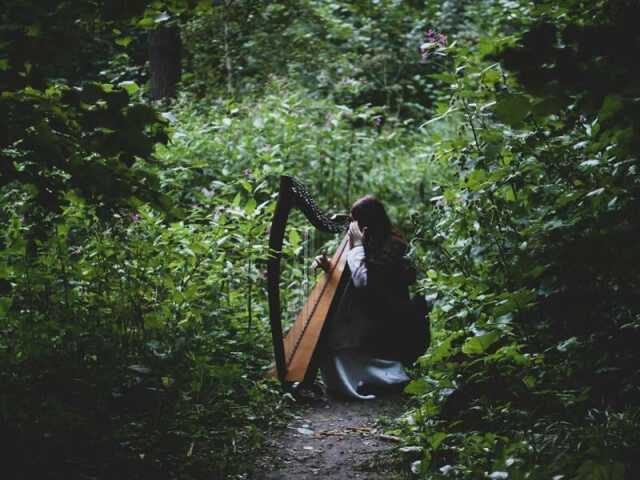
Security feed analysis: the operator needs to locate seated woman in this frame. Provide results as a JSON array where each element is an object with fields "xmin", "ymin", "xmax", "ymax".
[{"xmin": 313, "ymin": 195, "xmax": 419, "ymax": 400}]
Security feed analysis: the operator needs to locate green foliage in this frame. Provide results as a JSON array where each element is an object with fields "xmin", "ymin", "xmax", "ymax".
[
  {"xmin": 158, "ymin": 82, "xmax": 440, "ymax": 217},
  {"xmin": 181, "ymin": 0, "xmax": 470, "ymax": 116},
  {"xmin": 3, "ymin": 0, "xmax": 640, "ymax": 478},
  {"xmin": 1, "ymin": 169, "xmax": 284, "ymax": 477},
  {"xmin": 0, "ymin": 1, "xmax": 171, "ymax": 219},
  {"xmin": 2, "ymin": 83, "xmax": 169, "ymax": 213},
  {"xmin": 400, "ymin": 1, "xmax": 640, "ymax": 478},
  {"xmin": 181, "ymin": 0, "xmax": 321, "ymax": 95}
]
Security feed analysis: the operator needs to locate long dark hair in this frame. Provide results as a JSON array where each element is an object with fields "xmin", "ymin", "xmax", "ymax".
[{"xmin": 350, "ymin": 195, "xmax": 395, "ymax": 255}]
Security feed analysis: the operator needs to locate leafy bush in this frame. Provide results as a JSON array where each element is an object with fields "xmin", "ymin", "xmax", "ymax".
[
  {"xmin": 1, "ymin": 171, "xmax": 284, "ymax": 478},
  {"xmin": 400, "ymin": 1, "xmax": 640, "ymax": 478}
]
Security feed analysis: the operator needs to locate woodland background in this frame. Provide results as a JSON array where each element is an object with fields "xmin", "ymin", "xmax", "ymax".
[{"xmin": 1, "ymin": 0, "xmax": 639, "ymax": 478}]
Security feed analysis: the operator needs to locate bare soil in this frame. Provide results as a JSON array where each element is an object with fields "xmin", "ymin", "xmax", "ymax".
[{"xmin": 253, "ymin": 393, "xmax": 411, "ymax": 480}]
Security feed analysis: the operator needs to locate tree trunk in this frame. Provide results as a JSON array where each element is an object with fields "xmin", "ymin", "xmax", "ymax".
[{"xmin": 148, "ymin": 24, "xmax": 181, "ymax": 100}]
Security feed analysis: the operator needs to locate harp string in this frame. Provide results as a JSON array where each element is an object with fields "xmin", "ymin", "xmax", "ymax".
[
  {"xmin": 284, "ymin": 234, "xmax": 348, "ymax": 368},
  {"xmin": 304, "ymin": 227, "xmax": 309, "ymax": 325},
  {"xmin": 292, "ymin": 226, "xmax": 311, "ymax": 327},
  {"xmin": 304, "ymin": 226, "xmax": 314, "ymax": 325},
  {"xmin": 302, "ymin": 226, "xmax": 314, "ymax": 329},
  {"xmin": 301, "ymin": 227, "xmax": 307, "ymax": 325}
]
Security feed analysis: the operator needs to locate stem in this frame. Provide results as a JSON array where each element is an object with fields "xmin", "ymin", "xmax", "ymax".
[
  {"xmin": 246, "ymin": 257, "xmax": 253, "ymax": 334},
  {"xmin": 461, "ymin": 97, "xmax": 482, "ymax": 154}
]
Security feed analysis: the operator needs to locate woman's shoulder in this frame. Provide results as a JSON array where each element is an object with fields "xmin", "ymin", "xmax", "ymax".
[
  {"xmin": 386, "ymin": 232, "xmax": 409, "ymax": 258},
  {"xmin": 369, "ymin": 233, "xmax": 408, "ymax": 265},
  {"xmin": 367, "ymin": 233, "xmax": 416, "ymax": 285}
]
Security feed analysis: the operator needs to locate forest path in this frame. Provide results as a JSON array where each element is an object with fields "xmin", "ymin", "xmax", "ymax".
[{"xmin": 253, "ymin": 393, "xmax": 410, "ymax": 480}]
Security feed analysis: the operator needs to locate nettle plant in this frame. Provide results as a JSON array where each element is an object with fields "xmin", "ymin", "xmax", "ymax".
[
  {"xmin": 1, "ymin": 164, "xmax": 285, "ymax": 477},
  {"xmin": 401, "ymin": 5, "xmax": 640, "ymax": 478}
]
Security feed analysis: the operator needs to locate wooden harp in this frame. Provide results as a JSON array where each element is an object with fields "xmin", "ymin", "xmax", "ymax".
[{"xmin": 267, "ymin": 176, "xmax": 350, "ymax": 384}]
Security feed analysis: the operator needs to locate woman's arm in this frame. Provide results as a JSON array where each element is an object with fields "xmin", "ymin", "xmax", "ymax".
[
  {"xmin": 347, "ymin": 244, "xmax": 368, "ymax": 288},
  {"xmin": 347, "ymin": 221, "xmax": 368, "ymax": 287}
]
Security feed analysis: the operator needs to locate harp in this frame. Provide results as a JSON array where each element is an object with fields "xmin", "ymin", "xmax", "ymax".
[{"xmin": 267, "ymin": 176, "xmax": 350, "ymax": 384}]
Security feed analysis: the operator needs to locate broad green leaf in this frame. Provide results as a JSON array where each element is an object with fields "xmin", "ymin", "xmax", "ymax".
[
  {"xmin": 137, "ymin": 16, "xmax": 155, "ymax": 28},
  {"xmin": 599, "ymin": 95, "xmax": 623, "ymax": 121},
  {"xmin": 465, "ymin": 169, "xmax": 488, "ymax": 191},
  {"xmin": 241, "ymin": 180, "xmax": 252, "ymax": 193},
  {"xmin": 404, "ymin": 378, "xmax": 431, "ymax": 396},
  {"xmin": 462, "ymin": 331, "xmax": 500, "ymax": 355},
  {"xmin": 288, "ymin": 228, "xmax": 301, "ymax": 246},
  {"xmin": 115, "ymin": 36, "xmax": 133, "ymax": 47},
  {"xmin": 428, "ymin": 432, "xmax": 447, "ymax": 449},
  {"xmin": 419, "ymin": 331, "xmax": 463, "ymax": 365},
  {"xmin": 483, "ymin": 69, "xmax": 500, "ymax": 87},
  {"xmin": 494, "ymin": 93, "xmax": 531, "ymax": 127},
  {"xmin": 0, "ymin": 297, "xmax": 11, "ymax": 317},
  {"xmin": 26, "ymin": 25, "xmax": 40, "ymax": 37},
  {"xmin": 244, "ymin": 198, "xmax": 256, "ymax": 213},
  {"xmin": 118, "ymin": 80, "xmax": 139, "ymax": 94},
  {"xmin": 196, "ymin": 0, "xmax": 214, "ymax": 12},
  {"xmin": 532, "ymin": 96, "xmax": 563, "ymax": 118}
]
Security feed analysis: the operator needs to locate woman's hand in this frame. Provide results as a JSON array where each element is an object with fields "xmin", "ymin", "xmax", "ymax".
[
  {"xmin": 312, "ymin": 253, "xmax": 331, "ymax": 272},
  {"xmin": 348, "ymin": 221, "xmax": 366, "ymax": 248}
]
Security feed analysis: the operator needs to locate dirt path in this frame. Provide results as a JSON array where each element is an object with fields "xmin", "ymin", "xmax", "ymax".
[{"xmin": 254, "ymin": 393, "xmax": 411, "ymax": 480}]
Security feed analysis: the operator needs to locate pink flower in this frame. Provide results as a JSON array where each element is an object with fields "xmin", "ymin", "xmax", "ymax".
[
  {"xmin": 243, "ymin": 168, "xmax": 252, "ymax": 179},
  {"xmin": 421, "ymin": 28, "xmax": 447, "ymax": 61}
]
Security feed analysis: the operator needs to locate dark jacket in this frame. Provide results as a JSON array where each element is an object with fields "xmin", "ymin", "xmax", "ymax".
[{"xmin": 326, "ymin": 234, "xmax": 423, "ymax": 363}]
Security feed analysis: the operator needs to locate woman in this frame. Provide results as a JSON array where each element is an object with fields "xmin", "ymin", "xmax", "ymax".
[{"xmin": 313, "ymin": 195, "xmax": 419, "ymax": 400}]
